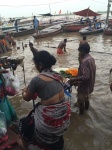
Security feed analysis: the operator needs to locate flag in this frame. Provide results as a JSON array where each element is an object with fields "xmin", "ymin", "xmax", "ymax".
[{"xmin": 59, "ymin": 10, "xmax": 61, "ymax": 14}]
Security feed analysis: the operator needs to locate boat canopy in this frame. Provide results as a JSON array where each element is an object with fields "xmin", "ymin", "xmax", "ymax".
[
  {"xmin": 40, "ymin": 13, "xmax": 53, "ymax": 16},
  {"xmin": 73, "ymin": 8, "xmax": 101, "ymax": 17}
]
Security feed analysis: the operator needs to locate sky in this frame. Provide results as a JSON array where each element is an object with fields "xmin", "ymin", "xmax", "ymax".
[{"xmin": 0, "ymin": 0, "xmax": 109, "ymax": 18}]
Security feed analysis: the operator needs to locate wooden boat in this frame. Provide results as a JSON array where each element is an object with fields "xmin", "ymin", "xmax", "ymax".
[
  {"xmin": 33, "ymin": 25, "xmax": 62, "ymax": 39},
  {"xmin": 2, "ymin": 25, "xmax": 51, "ymax": 38},
  {"xmin": 79, "ymin": 26, "xmax": 104, "ymax": 35},
  {"xmin": 62, "ymin": 8, "xmax": 101, "ymax": 32},
  {"xmin": 62, "ymin": 23, "xmax": 88, "ymax": 32},
  {"xmin": 104, "ymin": 28, "xmax": 112, "ymax": 35},
  {"xmin": 79, "ymin": 21, "xmax": 107, "ymax": 35}
]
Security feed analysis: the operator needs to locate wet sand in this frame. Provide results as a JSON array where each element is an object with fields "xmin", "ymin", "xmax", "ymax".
[{"xmin": 6, "ymin": 32, "xmax": 112, "ymax": 150}]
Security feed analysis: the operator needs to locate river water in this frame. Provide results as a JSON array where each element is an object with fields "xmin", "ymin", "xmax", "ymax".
[{"xmin": 3, "ymin": 31, "xmax": 112, "ymax": 150}]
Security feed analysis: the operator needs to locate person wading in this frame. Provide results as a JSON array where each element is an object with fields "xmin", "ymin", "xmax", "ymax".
[
  {"xmin": 80, "ymin": 36, "xmax": 88, "ymax": 45},
  {"xmin": 29, "ymin": 42, "xmax": 38, "ymax": 57},
  {"xmin": 69, "ymin": 43, "xmax": 96, "ymax": 115},
  {"xmin": 57, "ymin": 39, "xmax": 67, "ymax": 54}
]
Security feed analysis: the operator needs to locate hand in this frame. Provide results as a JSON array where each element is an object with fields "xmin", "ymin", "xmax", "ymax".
[
  {"xmin": 0, "ymin": 70, "xmax": 8, "ymax": 74},
  {"xmin": 22, "ymin": 87, "xmax": 28, "ymax": 93}
]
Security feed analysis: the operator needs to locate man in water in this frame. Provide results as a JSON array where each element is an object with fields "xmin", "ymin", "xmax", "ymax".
[
  {"xmin": 57, "ymin": 39, "xmax": 67, "ymax": 54},
  {"xmin": 29, "ymin": 42, "xmax": 38, "ymax": 56},
  {"xmin": 80, "ymin": 36, "xmax": 88, "ymax": 45},
  {"xmin": 14, "ymin": 20, "xmax": 18, "ymax": 32},
  {"xmin": 68, "ymin": 43, "xmax": 96, "ymax": 115},
  {"xmin": 33, "ymin": 16, "xmax": 39, "ymax": 34}
]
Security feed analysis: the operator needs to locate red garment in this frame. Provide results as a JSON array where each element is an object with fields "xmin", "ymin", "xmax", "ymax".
[
  {"xmin": 78, "ymin": 54, "xmax": 96, "ymax": 95},
  {"xmin": 57, "ymin": 48, "xmax": 64, "ymax": 54}
]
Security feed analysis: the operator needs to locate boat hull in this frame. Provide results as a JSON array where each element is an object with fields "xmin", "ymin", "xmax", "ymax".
[
  {"xmin": 79, "ymin": 28, "xmax": 104, "ymax": 35},
  {"xmin": 104, "ymin": 29, "xmax": 112, "ymax": 35},
  {"xmin": 62, "ymin": 24, "xmax": 88, "ymax": 32},
  {"xmin": 2, "ymin": 25, "xmax": 50, "ymax": 38},
  {"xmin": 13, "ymin": 28, "xmax": 35, "ymax": 37},
  {"xmin": 33, "ymin": 27, "xmax": 62, "ymax": 39}
]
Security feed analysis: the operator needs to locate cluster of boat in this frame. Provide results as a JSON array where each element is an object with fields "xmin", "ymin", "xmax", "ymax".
[{"xmin": 0, "ymin": 8, "xmax": 112, "ymax": 40}]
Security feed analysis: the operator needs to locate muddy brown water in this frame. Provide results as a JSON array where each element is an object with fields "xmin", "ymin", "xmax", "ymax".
[{"xmin": 2, "ymin": 32, "xmax": 112, "ymax": 150}]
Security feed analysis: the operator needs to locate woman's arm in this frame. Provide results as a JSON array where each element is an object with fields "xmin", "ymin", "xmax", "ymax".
[
  {"xmin": 22, "ymin": 89, "xmax": 36, "ymax": 101},
  {"xmin": 22, "ymin": 77, "xmax": 38, "ymax": 101}
]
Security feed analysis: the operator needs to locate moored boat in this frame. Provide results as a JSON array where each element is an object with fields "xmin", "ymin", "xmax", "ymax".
[
  {"xmin": 1, "ymin": 24, "xmax": 51, "ymax": 38},
  {"xmin": 79, "ymin": 28, "xmax": 104, "ymax": 35},
  {"xmin": 62, "ymin": 23, "xmax": 88, "ymax": 32},
  {"xmin": 33, "ymin": 25, "xmax": 62, "ymax": 39},
  {"xmin": 79, "ymin": 25, "xmax": 105, "ymax": 35},
  {"xmin": 62, "ymin": 8, "xmax": 101, "ymax": 32},
  {"xmin": 104, "ymin": 27, "xmax": 112, "ymax": 35}
]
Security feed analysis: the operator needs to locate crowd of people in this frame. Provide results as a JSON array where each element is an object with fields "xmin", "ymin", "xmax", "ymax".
[
  {"xmin": 0, "ymin": 35, "xmax": 111, "ymax": 150},
  {"xmin": 80, "ymin": 16, "xmax": 102, "ymax": 30}
]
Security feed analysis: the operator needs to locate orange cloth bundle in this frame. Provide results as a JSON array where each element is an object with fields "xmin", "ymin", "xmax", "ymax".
[
  {"xmin": 65, "ymin": 68, "xmax": 78, "ymax": 77},
  {"xmin": 0, "ymin": 40, "xmax": 7, "ymax": 46}
]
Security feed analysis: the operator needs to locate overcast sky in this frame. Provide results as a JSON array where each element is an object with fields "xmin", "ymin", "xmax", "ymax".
[{"xmin": 0, "ymin": 0, "xmax": 109, "ymax": 18}]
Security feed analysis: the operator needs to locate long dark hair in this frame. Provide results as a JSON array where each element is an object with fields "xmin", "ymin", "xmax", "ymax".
[{"xmin": 33, "ymin": 50, "xmax": 56, "ymax": 69}]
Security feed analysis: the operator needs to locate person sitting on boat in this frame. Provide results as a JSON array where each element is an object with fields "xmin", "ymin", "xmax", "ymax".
[
  {"xmin": 18, "ymin": 50, "xmax": 71, "ymax": 150},
  {"xmin": 33, "ymin": 16, "xmax": 39, "ymax": 34},
  {"xmin": 93, "ymin": 16, "xmax": 96, "ymax": 23},
  {"xmin": 86, "ymin": 17, "xmax": 90, "ymax": 23},
  {"xmin": 80, "ymin": 17, "xmax": 84, "ymax": 24},
  {"xmin": 95, "ymin": 19, "xmax": 101, "ymax": 29},
  {"xmin": 14, "ymin": 20, "xmax": 18, "ymax": 32},
  {"xmin": 88, "ymin": 20, "xmax": 92, "ymax": 30},
  {"xmin": 80, "ymin": 36, "xmax": 88, "ymax": 45},
  {"xmin": 57, "ymin": 39, "xmax": 67, "ymax": 54},
  {"xmin": 29, "ymin": 42, "xmax": 38, "ymax": 56}
]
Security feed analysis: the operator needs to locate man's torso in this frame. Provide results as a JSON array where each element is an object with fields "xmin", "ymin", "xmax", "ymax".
[
  {"xmin": 58, "ymin": 41, "xmax": 66, "ymax": 49},
  {"xmin": 78, "ymin": 54, "xmax": 96, "ymax": 95}
]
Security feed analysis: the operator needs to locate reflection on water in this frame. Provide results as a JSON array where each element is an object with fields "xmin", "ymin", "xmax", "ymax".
[{"xmin": 6, "ymin": 32, "xmax": 112, "ymax": 150}]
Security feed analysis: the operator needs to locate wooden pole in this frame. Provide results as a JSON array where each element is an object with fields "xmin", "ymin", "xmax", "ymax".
[
  {"xmin": 49, "ymin": 4, "xmax": 52, "ymax": 24},
  {"xmin": 22, "ymin": 42, "xmax": 26, "ymax": 86},
  {"xmin": 106, "ymin": 0, "xmax": 111, "ymax": 24}
]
